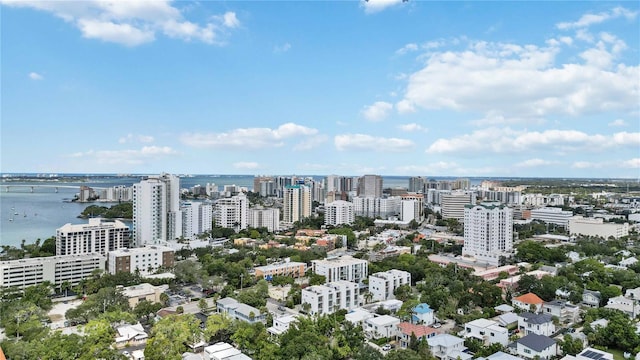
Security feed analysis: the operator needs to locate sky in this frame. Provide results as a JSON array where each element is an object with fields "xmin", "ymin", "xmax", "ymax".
[{"xmin": 1, "ymin": 0, "xmax": 639, "ymax": 178}]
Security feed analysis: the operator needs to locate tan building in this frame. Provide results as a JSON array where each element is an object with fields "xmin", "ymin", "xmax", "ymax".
[
  {"xmin": 254, "ymin": 261, "xmax": 306, "ymax": 279},
  {"xmin": 107, "ymin": 245, "xmax": 175, "ymax": 276},
  {"xmin": 569, "ymin": 216, "xmax": 629, "ymax": 239},
  {"xmin": 120, "ymin": 283, "xmax": 169, "ymax": 308}
]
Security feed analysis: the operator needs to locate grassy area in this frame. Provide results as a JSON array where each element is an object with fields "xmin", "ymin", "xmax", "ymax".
[{"xmin": 596, "ymin": 347, "xmax": 626, "ymax": 360}]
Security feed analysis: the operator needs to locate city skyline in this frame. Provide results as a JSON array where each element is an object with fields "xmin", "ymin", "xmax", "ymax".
[{"xmin": 2, "ymin": 1, "xmax": 639, "ymax": 178}]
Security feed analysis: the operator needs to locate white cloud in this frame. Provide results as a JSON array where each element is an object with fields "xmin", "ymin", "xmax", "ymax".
[
  {"xmin": 69, "ymin": 146, "xmax": 177, "ymax": 165},
  {"xmin": 396, "ymin": 43, "xmax": 418, "ymax": 55},
  {"xmin": 28, "ymin": 72, "xmax": 43, "ymax": 80},
  {"xmin": 293, "ymin": 135, "xmax": 328, "ymax": 151},
  {"xmin": 426, "ymin": 128, "xmax": 640, "ymax": 155},
  {"xmin": 335, "ymin": 134, "xmax": 413, "ymax": 152},
  {"xmin": 118, "ymin": 134, "xmax": 155, "ymax": 144},
  {"xmin": 274, "ymin": 42, "xmax": 292, "ymax": 53},
  {"xmin": 361, "ymin": 101, "xmax": 393, "ymax": 121},
  {"xmin": 572, "ymin": 161, "xmax": 604, "ymax": 169},
  {"xmin": 515, "ymin": 158, "xmax": 559, "ymax": 168},
  {"xmin": 622, "ymin": 158, "xmax": 640, "ymax": 168},
  {"xmin": 361, "ymin": 0, "xmax": 404, "ymax": 14},
  {"xmin": 398, "ymin": 123, "xmax": 427, "ymax": 132},
  {"xmin": 608, "ymin": 119, "xmax": 627, "ymax": 127},
  {"xmin": 469, "ymin": 112, "xmax": 545, "ymax": 126},
  {"xmin": 223, "ymin": 12, "xmax": 240, "ymax": 28},
  {"xmin": 233, "ymin": 161, "xmax": 260, "ymax": 170},
  {"xmin": 396, "ymin": 38, "xmax": 639, "ymax": 118},
  {"xmin": 2, "ymin": 1, "xmax": 238, "ymax": 46},
  {"xmin": 180, "ymin": 122, "xmax": 319, "ymax": 149},
  {"xmin": 556, "ymin": 6, "xmax": 638, "ymax": 30}
]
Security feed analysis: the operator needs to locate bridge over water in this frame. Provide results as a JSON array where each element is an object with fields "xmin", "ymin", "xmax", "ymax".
[{"xmin": 3, "ymin": 185, "xmax": 107, "ymax": 193}]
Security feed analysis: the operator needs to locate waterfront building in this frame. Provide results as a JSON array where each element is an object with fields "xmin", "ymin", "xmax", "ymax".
[
  {"xmin": 56, "ymin": 218, "xmax": 130, "ymax": 256},
  {"xmin": 133, "ymin": 173, "xmax": 182, "ymax": 246},
  {"xmin": 324, "ymin": 200, "xmax": 355, "ymax": 226},
  {"xmin": 107, "ymin": 245, "xmax": 175, "ymax": 276},
  {"xmin": 99, "ymin": 185, "xmax": 133, "ymax": 202},
  {"xmin": 462, "ymin": 203, "xmax": 513, "ymax": 266},
  {"xmin": 0, "ymin": 253, "xmax": 105, "ymax": 290}
]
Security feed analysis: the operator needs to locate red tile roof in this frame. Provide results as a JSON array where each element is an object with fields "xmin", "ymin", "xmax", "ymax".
[
  {"xmin": 513, "ymin": 292, "xmax": 544, "ymax": 304},
  {"xmin": 397, "ymin": 322, "xmax": 439, "ymax": 338}
]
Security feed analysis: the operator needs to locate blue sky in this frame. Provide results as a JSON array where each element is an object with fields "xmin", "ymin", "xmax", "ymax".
[{"xmin": 1, "ymin": 0, "xmax": 639, "ymax": 178}]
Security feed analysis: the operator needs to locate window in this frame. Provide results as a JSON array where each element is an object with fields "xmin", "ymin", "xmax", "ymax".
[{"xmin": 524, "ymin": 349, "xmax": 531, "ymax": 354}]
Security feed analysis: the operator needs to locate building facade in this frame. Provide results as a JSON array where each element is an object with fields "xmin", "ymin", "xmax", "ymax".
[
  {"xmin": 0, "ymin": 254, "xmax": 106, "ymax": 290},
  {"xmin": 369, "ymin": 269, "xmax": 411, "ymax": 302},
  {"xmin": 283, "ymin": 185, "xmax": 312, "ymax": 224},
  {"xmin": 254, "ymin": 261, "xmax": 306, "ymax": 279},
  {"xmin": 56, "ymin": 218, "xmax": 130, "ymax": 256},
  {"xmin": 441, "ymin": 192, "xmax": 475, "ymax": 221},
  {"xmin": 248, "ymin": 207, "xmax": 280, "ymax": 232},
  {"xmin": 133, "ymin": 173, "xmax": 182, "ymax": 246},
  {"xmin": 215, "ymin": 193, "xmax": 248, "ymax": 231},
  {"xmin": 311, "ymin": 256, "xmax": 368, "ymax": 284},
  {"xmin": 181, "ymin": 201, "xmax": 213, "ymax": 240},
  {"xmin": 324, "ymin": 200, "xmax": 355, "ymax": 226},
  {"xmin": 301, "ymin": 280, "xmax": 359, "ymax": 316},
  {"xmin": 401, "ymin": 194, "xmax": 424, "ymax": 223},
  {"xmin": 462, "ymin": 203, "xmax": 514, "ymax": 266},
  {"xmin": 357, "ymin": 175, "xmax": 383, "ymax": 198},
  {"xmin": 530, "ymin": 207, "xmax": 573, "ymax": 227},
  {"xmin": 352, "ymin": 196, "xmax": 401, "ymax": 219},
  {"xmin": 569, "ymin": 216, "xmax": 629, "ymax": 239},
  {"xmin": 107, "ymin": 245, "xmax": 175, "ymax": 276}
]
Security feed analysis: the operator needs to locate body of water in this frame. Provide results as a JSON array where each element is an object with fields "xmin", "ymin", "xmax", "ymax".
[{"xmin": 0, "ymin": 174, "xmax": 479, "ymax": 248}]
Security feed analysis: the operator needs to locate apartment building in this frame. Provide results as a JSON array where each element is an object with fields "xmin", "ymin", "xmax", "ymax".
[
  {"xmin": 248, "ymin": 207, "xmax": 280, "ymax": 232},
  {"xmin": 301, "ymin": 280, "xmax": 359, "ymax": 316},
  {"xmin": 357, "ymin": 175, "xmax": 383, "ymax": 198},
  {"xmin": 107, "ymin": 245, "xmax": 175, "ymax": 276},
  {"xmin": 352, "ymin": 196, "xmax": 401, "ymax": 219},
  {"xmin": 283, "ymin": 185, "xmax": 312, "ymax": 224},
  {"xmin": 133, "ymin": 173, "xmax": 182, "ymax": 246},
  {"xmin": 215, "ymin": 193, "xmax": 248, "ymax": 230},
  {"xmin": 441, "ymin": 192, "xmax": 475, "ymax": 221},
  {"xmin": 369, "ymin": 269, "xmax": 411, "ymax": 302},
  {"xmin": 311, "ymin": 255, "xmax": 368, "ymax": 284},
  {"xmin": 569, "ymin": 216, "xmax": 629, "ymax": 239},
  {"xmin": 56, "ymin": 218, "xmax": 130, "ymax": 256},
  {"xmin": 401, "ymin": 194, "xmax": 424, "ymax": 223},
  {"xmin": 324, "ymin": 200, "xmax": 355, "ymax": 226},
  {"xmin": 530, "ymin": 207, "xmax": 573, "ymax": 227},
  {"xmin": 0, "ymin": 254, "xmax": 105, "ymax": 290},
  {"xmin": 254, "ymin": 261, "xmax": 306, "ymax": 279},
  {"xmin": 181, "ymin": 201, "xmax": 213, "ymax": 240},
  {"xmin": 462, "ymin": 203, "xmax": 514, "ymax": 266}
]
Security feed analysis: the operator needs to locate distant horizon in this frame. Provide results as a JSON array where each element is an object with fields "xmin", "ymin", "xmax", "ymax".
[{"xmin": 1, "ymin": 172, "xmax": 639, "ymax": 181}]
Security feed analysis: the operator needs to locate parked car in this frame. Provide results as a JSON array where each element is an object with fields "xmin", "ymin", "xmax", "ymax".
[
  {"xmin": 433, "ymin": 323, "xmax": 442, "ymax": 329},
  {"xmin": 382, "ymin": 344, "xmax": 392, "ymax": 351}
]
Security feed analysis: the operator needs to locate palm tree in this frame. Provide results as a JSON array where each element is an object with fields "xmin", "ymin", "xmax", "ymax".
[
  {"xmin": 60, "ymin": 281, "xmax": 71, "ymax": 297},
  {"xmin": 364, "ymin": 291, "xmax": 373, "ymax": 305}
]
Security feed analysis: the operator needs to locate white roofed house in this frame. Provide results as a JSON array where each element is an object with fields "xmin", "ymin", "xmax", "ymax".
[
  {"xmin": 114, "ymin": 323, "xmax": 148, "ymax": 347},
  {"xmin": 463, "ymin": 318, "xmax": 509, "ymax": 346},
  {"xmin": 605, "ymin": 295, "xmax": 639, "ymax": 319},
  {"xmin": 216, "ymin": 297, "xmax": 266, "ymax": 324},
  {"xmin": 427, "ymin": 334, "xmax": 472, "ymax": 360},
  {"xmin": 364, "ymin": 315, "xmax": 400, "ymax": 339},
  {"xmin": 267, "ymin": 314, "xmax": 298, "ymax": 337}
]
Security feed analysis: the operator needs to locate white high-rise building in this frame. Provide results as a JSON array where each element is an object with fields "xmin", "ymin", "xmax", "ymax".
[
  {"xmin": 369, "ymin": 269, "xmax": 412, "ymax": 302},
  {"xmin": 301, "ymin": 280, "xmax": 359, "ymax": 316},
  {"xmin": 325, "ymin": 200, "xmax": 355, "ymax": 226},
  {"xmin": 462, "ymin": 203, "xmax": 513, "ymax": 266},
  {"xmin": 311, "ymin": 255, "xmax": 368, "ymax": 284},
  {"xmin": 215, "ymin": 193, "xmax": 248, "ymax": 231},
  {"xmin": 401, "ymin": 194, "xmax": 424, "ymax": 223},
  {"xmin": 248, "ymin": 208, "xmax": 280, "ymax": 232},
  {"xmin": 56, "ymin": 218, "xmax": 130, "ymax": 256},
  {"xmin": 283, "ymin": 185, "xmax": 312, "ymax": 224},
  {"xmin": 133, "ymin": 173, "xmax": 182, "ymax": 246},
  {"xmin": 352, "ymin": 196, "xmax": 401, "ymax": 219},
  {"xmin": 181, "ymin": 202, "xmax": 214, "ymax": 240},
  {"xmin": 441, "ymin": 192, "xmax": 475, "ymax": 221}
]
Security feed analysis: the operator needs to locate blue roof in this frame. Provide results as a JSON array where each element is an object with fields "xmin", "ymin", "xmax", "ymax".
[{"xmin": 413, "ymin": 303, "xmax": 433, "ymax": 314}]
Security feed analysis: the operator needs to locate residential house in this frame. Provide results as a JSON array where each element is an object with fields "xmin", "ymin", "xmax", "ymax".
[
  {"xmin": 512, "ymin": 293, "xmax": 544, "ymax": 313},
  {"xmin": 495, "ymin": 312, "xmax": 519, "ymax": 328},
  {"xmin": 345, "ymin": 308, "xmax": 374, "ymax": 326},
  {"xmin": 203, "ymin": 342, "xmax": 252, "ymax": 360},
  {"xmin": 463, "ymin": 318, "xmax": 509, "ymax": 346},
  {"xmin": 513, "ymin": 333, "xmax": 557, "ymax": 360},
  {"xmin": 412, "ymin": 303, "xmax": 435, "ymax": 325},
  {"xmin": 625, "ymin": 287, "xmax": 640, "ymax": 300},
  {"xmin": 477, "ymin": 352, "xmax": 525, "ymax": 360},
  {"xmin": 365, "ymin": 315, "xmax": 401, "ymax": 339},
  {"xmin": 368, "ymin": 269, "xmax": 411, "ymax": 302},
  {"xmin": 590, "ymin": 318, "xmax": 608, "ymax": 329},
  {"xmin": 619, "ymin": 257, "xmax": 638, "ymax": 268},
  {"xmin": 495, "ymin": 304, "xmax": 515, "ymax": 313},
  {"xmin": 396, "ymin": 322, "xmax": 440, "ymax": 349},
  {"xmin": 561, "ymin": 347, "xmax": 613, "ymax": 360},
  {"xmin": 216, "ymin": 297, "xmax": 266, "ymax": 324},
  {"xmin": 427, "ymin": 334, "xmax": 472, "ymax": 360},
  {"xmin": 605, "ymin": 295, "xmax": 639, "ymax": 318},
  {"xmin": 543, "ymin": 300, "xmax": 580, "ymax": 325},
  {"xmin": 114, "ymin": 323, "xmax": 148, "ymax": 347},
  {"xmin": 378, "ymin": 299, "xmax": 403, "ymax": 313},
  {"xmin": 119, "ymin": 283, "xmax": 169, "ymax": 308},
  {"xmin": 267, "ymin": 315, "xmax": 298, "ymax": 337},
  {"xmin": 518, "ymin": 312, "xmax": 555, "ymax": 336},
  {"xmin": 582, "ymin": 290, "xmax": 601, "ymax": 308}
]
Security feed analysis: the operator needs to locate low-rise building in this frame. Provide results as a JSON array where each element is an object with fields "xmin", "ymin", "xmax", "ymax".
[
  {"xmin": 311, "ymin": 256, "xmax": 368, "ymax": 284},
  {"xmin": 0, "ymin": 253, "xmax": 105, "ymax": 290},
  {"xmin": 543, "ymin": 300, "xmax": 580, "ymax": 325},
  {"xmin": 412, "ymin": 303, "xmax": 435, "ymax": 326},
  {"xmin": 530, "ymin": 207, "xmax": 573, "ymax": 227},
  {"xmin": 518, "ymin": 313, "xmax": 555, "ymax": 337},
  {"xmin": 368, "ymin": 269, "xmax": 411, "ymax": 302},
  {"xmin": 512, "ymin": 293, "xmax": 544, "ymax": 313},
  {"xmin": 396, "ymin": 322, "xmax": 440, "ymax": 349},
  {"xmin": 365, "ymin": 315, "xmax": 401, "ymax": 339},
  {"xmin": 463, "ymin": 318, "xmax": 509, "ymax": 346},
  {"xmin": 115, "ymin": 323, "xmax": 148, "ymax": 346},
  {"xmin": 582, "ymin": 290, "xmax": 601, "ymax": 308},
  {"xmin": 267, "ymin": 315, "xmax": 299, "ymax": 337},
  {"xmin": 513, "ymin": 333, "xmax": 557, "ymax": 360},
  {"xmin": 345, "ymin": 308, "xmax": 374, "ymax": 326},
  {"xmin": 254, "ymin": 261, "xmax": 306, "ymax": 279},
  {"xmin": 203, "ymin": 342, "xmax": 252, "ymax": 360},
  {"xmin": 107, "ymin": 245, "xmax": 175, "ymax": 276},
  {"xmin": 569, "ymin": 216, "xmax": 629, "ymax": 239},
  {"xmin": 301, "ymin": 280, "xmax": 359, "ymax": 316},
  {"xmin": 427, "ymin": 334, "xmax": 471, "ymax": 360},
  {"xmin": 120, "ymin": 283, "xmax": 169, "ymax": 308},
  {"xmin": 216, "ymin": 297, "xmax": 266, "ymax": 324},
  {"xmin": 605, "ymin": 295, "xmax": 639, "ymax": 318}
]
